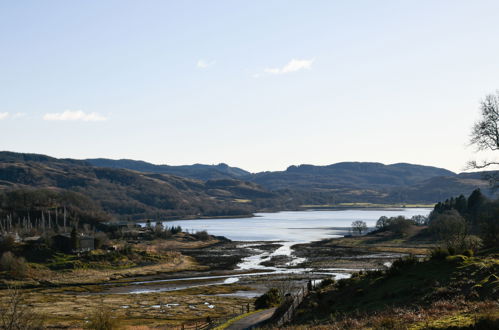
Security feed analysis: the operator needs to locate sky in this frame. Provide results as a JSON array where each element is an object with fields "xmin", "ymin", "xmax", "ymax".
[{"xmin": 1, "ymin": 1, "xmax": 499, "ymax": 173}]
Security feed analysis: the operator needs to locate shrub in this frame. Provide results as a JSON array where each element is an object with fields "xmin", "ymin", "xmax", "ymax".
[
  {"xmin": 372, "ymin": 315, "xmax": 402, "ymax": 329},
  {"xmin": 0, "ymin": 235, "xmax": 16, "ymax": 253},
  {"xmin": 388, "ymin": 217, "xmax": 414, "ymax": 236},
  {"xmin": 0, "ymin": 251, "xmax": 28, "ymax": 278},
  {"xmin": 387, "ymin": 255, "xmax": 418, "ymax": 275},
  {"xmin": 431, "ymin": 247, "xmax": 450, "ymax": 260},
  {"xmin": 319, "ymin": 278, "xmax": 335, "ymax": 289},
  {"xmin": 195, "ymin": 230, "xmax": 210, "ymax": 241},
  {"xmin": 429, "ymin": 211, "xmax": 469, "ymax": 254},
  {"xmin": 94, "ymin": 232, "xmax": 109, "ymax": 249},
  {"xmin": 254, "ymin": 288, "xmax": 282, "ymax": 309},
  {"xmin": 85, "ymin": 302, "xmax": 120, "ymax": 330}
]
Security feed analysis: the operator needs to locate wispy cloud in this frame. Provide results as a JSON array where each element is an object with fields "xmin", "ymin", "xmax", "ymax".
[
  {"xmin": 12, "ymin": 112, "xmax": 26, "ymax": 119},
  {"xmin": 0, "ymin": 112, "xmax": 9, "ymax": 120},
  {"xmin": 197, "ymin": 59, "xmax": 215, "ymax": 69},
  {"xmin": 263, "ymin": 58, "xmax": 314, "ymax": 75},
  {"xmin": 43, "ymin": 110, "xmax": 107, "ymax": 122}
]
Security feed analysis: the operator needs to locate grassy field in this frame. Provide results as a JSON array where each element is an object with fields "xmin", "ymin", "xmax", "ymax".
[
  {"xmin": 288, "ymin": 252, "xmax": 499, "ymax": 329},
  {"xmin": 0, "ymin": 283, "xmax": 256, "ymax": 328}
]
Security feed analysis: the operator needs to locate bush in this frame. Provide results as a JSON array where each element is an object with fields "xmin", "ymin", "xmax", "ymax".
[
  {"xmin": 195, "ymin": 230, "xmax": 210, "ymax": 241},
  {"xmin": 429, "ymin": 211, "xmax": 468, "ymax": 254},
  {"xmin": 254, "ymin": 288, "xmax": 282, "ymax": 309},
  {"xmin": 0, "ymin": 235, "xmax": 16, "ymax": 253},
  {"xmin": 85, "ymin": 302, "xmax": 120, "ymax": 330},
  {"xmin": 94, "ymin": 232, "xmax": 109, "ymax": 249},
  {"xmin": 387, "ymin": 217, "xmax": 414, "ymax": 236},
  {"xmin": 0, "ymin": 252, "xmax": 28, "ymax": 278},
  {"xmin": 431, "ymin": 247, "xmax": 450, "ymax": 260},
  {"xmin": 387, "ymin": 255, "xmax": 418, "ymax": 275},
  {"xmin": 319, "ymin": 278, "xmax": 335, "ymax": 289}
]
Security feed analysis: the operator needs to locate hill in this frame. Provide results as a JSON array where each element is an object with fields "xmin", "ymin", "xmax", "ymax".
[
  {"xmin": 86, "ymin": 158, "xmax": 250, "ymax": 181},
  {"xmin": 0, "ymin": 152, "xmax": 494, "ymax": 216},
  {"xmin": 248, "ymin": 162, "xmax": 456, "ymax": 191},
  {"xmin": 0, "ymin": 152, "xmax": 277, "ymax": 221}
]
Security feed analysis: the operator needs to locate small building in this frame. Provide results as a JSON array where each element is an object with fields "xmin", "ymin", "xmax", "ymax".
[
  {"xmin": 52, "ymin": 234, "xmax": 72, "ymax": 253},
  {"xmin": 52, "ymin": 233, "xmax": 95, "ymax": 253},
  {"xmin": 79, "ymin": 235, "xmax": 94, "ymax": 252}
]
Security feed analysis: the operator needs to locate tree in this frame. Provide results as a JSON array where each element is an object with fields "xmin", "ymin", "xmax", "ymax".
[
  {"xmin": 469, "ymin": 91, "xmax": 499, "ymax": 180},
  {"xmin": 376, "ymin": 216, "xmax": 389, "ymax": 229},
  {"xmin": 476, "ymin": 202, "xmax": 499, "ymax": 247},
  {"xmin": 387, "ymin": 216, "xmax": 414, "ymax": 236},
  {"xmin": 429, "ymin": 210, "xmax": 469, "ymax": 254},
  {"xmin": 70, "ymin": 227, "xmax": 80, "ymax": 251},
  {"xmin": 254, "ymin": 288, "xmax": 282, "ymax": 309},
  {"xmin": 351, "ymin": 220, "xmax": 367, "ymax": 235},
  {"xmin": 0, "ymin": 287, "xmax": 44, "ymax": 329},
  {"xmin": 411, "ymin": 215, "xmax": 429, "ymax": 226}
]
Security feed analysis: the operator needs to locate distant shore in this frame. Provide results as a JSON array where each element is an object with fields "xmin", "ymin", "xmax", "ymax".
[{"xmin": 130, "ymin": 203, "xmax": 435, "ymax": 223}]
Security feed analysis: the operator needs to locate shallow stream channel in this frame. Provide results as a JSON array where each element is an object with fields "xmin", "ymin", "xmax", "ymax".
[{"xmin": 98, "ymin": 208, "xmax": 430, "ymax": 296}]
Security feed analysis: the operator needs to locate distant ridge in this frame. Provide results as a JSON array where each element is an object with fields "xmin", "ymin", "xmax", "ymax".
[
  {"xmin": 0, "ymin": 151, "xmax": 274, "ymax": 220},
  {"xmin": 0, "ymin": 152, "xmax": 492, "ymax": 218},
  {"xmin": 85, "ymin": 158, "xmax": 456, "ymax": 190},
  {"xmin": 86, "ymin": 158, "xmax": 250, "ymax": 181},
  {"xmin": 249, "ymin": 162, "xmax": 456, "ymax": 190}
]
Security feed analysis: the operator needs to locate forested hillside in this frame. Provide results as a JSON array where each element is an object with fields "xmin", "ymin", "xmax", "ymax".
[
  {"xmin": 86, "ymin": 158, "xmax": 250, "ymax": 180},
  {"xmin": 0, "ymin": 152, "xmax": 280, "ymax": 221},
  {"xmin": 248, "ymin": 162, "xmax": 456, "ymax": 190},
  {"xmin": 0, "ymin": 152, "xmax": 494, "ymax": 222}
]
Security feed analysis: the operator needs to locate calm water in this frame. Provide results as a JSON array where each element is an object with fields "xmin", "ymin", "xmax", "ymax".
[
  {"xmin": 158, "ymin": 208, "xmax": 431, "ymax": 243},
  {"xmin": 115, "ymin": 208, "xmax": 432, "ymax": 294}
]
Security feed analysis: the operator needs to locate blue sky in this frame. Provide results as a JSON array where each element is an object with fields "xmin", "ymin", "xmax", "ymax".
[{"xmin": 1, "ymin": 1, "xmax": 499, "ymax": 173}]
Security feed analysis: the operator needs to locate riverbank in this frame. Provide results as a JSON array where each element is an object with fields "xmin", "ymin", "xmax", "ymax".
[
  {"xmin": 1, "ymin": 209, "xmax": 435, "ymax": 328},
  {"xmin": 127, "ymin": 203, "xmax": 435, "ymax": 224},
  {"xmin": 291, "ymin": 226, "xmax": 433, "ymax": 270}
]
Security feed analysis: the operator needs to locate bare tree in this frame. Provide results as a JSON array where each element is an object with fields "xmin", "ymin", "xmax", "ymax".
[
  {"xmin": 469, "ymin": 91, "xmax": 499, "ymax": 169},
  {"xmin": 0, "ymin": 287, "xmax": 44, "ymax": 329}
]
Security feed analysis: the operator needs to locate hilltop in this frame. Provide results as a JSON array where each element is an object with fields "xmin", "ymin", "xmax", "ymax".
[
  {"xmin": 0, "ymin": 152, "xmax": 277, "ymax": 221},
  {"xmin": 0, "ymin": 152, "xmax": 494, "ymax": 221},
  {"xmin": 86, "ymin": 158, "xmax": 250, "ymax": 181}
]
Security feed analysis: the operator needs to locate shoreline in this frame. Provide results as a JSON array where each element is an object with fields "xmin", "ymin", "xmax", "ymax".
[{"xmin": 129, "ymin": 204, "xmax": 434, "ymax": 223}]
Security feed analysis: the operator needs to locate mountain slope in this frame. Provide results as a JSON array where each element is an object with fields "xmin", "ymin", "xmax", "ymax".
[
  {"xmin": 86, "ymin": 158, "xmax": 250, "ymax": 181},
  {"xmin": 0, "ymin": 152, "xmax": 274, "ymax": 220},
  {"xmin": 0, "ymin": 152, "xmax": 492, "ymax": 213},
  {"xmin": 248, "ymin": 162, "xmax": 456, "ymax": 191}
]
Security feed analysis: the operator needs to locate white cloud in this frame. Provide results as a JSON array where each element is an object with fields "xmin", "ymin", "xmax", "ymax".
[
  {"xmin": 43, "ymin": 110, "xmax": 107, "ymax": 122},
  {"xmin": 0, "ymin": 112, "xmax": 9, "ymax": 120},
  {"xmin": 263, "ymin": 58, "xmax": 314, "ymax": 75},
  {"xmin": 197, "ymin": 59, "xmax": 215, "ymax": 69}
]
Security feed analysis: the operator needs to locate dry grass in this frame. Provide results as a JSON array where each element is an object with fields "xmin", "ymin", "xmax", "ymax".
[
  {"xmin": 1, "ymin": 255, "xmax": 203, "ymax": 288},
  {"xmin": 280, "ymin": 299, "xmax": 499, "ymax": 329},
  {"xmin": 134, "ymin": 236, "xmax": 221, "ymax": 252},
  {"xmin": 0, "ymin": 283, "xmax": 256, "ymax": 328}
]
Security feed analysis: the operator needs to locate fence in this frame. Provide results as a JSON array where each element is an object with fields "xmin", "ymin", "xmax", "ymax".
[
  {"xmin": 273, "ymin": 281, "xmax": 314, "ymax": 327},
  {"xmin": 171, "ymin": 281, "xmax": 315, "ymax": 329}
]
